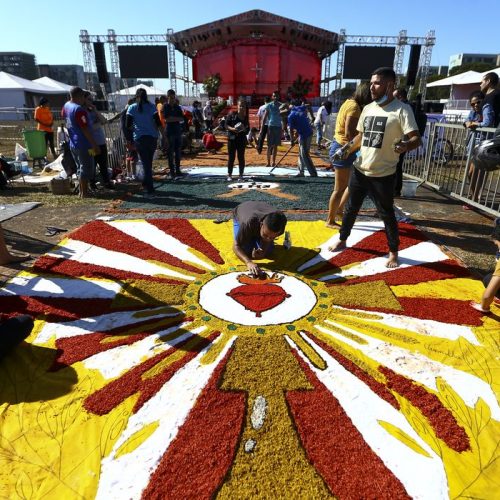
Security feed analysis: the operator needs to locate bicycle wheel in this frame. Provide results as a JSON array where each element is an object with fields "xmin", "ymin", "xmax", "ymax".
[{"xmin": 432, "ymin": 138, "xmax": 454, "ymax": 165}]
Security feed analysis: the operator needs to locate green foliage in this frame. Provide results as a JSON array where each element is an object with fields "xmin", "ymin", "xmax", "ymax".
[
  {"xmin": 212, "ymin": 100, "xmax": 227, "ymax": 119},
  {"xmin": 424, "ymin": 75, "xmax": 451, "ymax": 101},
  {"xmin": 288, "ymin": 74, "xmax": 313, "ymax": 99},
  {"xmin": 449, "ymin": 62, "xmax": 496, "ymax": 76},
  {"xmin": 202, "ymin": 73, "xmax": 222, "ymax": 97}
]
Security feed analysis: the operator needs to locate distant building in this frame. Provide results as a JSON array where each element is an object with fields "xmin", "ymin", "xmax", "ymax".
[
  {"xmin": 428, "ymin": 66, "xmax": 448, "ymax": 77},
  {"xmin": 448, "ymin": 53, "xmax": 500, "ymax": 74},
  {"xmin": 0, "ymin": 52, "xmax": 37, "ymax": 80},
  {"xmin": 38, "ymin": 64, "xmax": 85, "ymax": 87}
]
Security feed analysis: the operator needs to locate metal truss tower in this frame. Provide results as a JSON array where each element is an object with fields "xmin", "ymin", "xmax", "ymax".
[
  {"xmin": 80, "ymin": 30, "xmax": 180, "ymax": 97},
  {"xmin": 332, "ymin": 29, "xmax": 434, "ymax": 106},
  {"xmin": 417, "ymin": 30, "xmax": 436, "ymax": 100},
  {"xmin": 333, "ymin": 29, "xmax": 346, "ymax": 107},
  {"xmin": 167, "ymin": 28, "xmax": 177, "ymax": 93},
  {"xmin": 183, "ymin": 54, "xmax": 190, "ymax": 97},
  {"xmin": 321, "ymin": 55, "xmax": 331, "ymax": 97},
  {"xmin": 394, "ymin": 30, "xmax": 408, "ymax": 84}
]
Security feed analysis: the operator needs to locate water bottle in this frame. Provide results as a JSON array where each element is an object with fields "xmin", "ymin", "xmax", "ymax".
[
  {"xmin": 283, "ymin": 231, "xmax": 291, "ymax": 250},
  {"xmin": 135, "ymin": 158, "xmax": 144, "ymax": 181}
]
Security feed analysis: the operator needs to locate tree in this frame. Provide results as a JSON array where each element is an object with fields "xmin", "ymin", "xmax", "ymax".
[
  {"xmin": 449, "ymin": 62, "xmax": 496, "ymax": 76},
  {"xmin": 287, "ymin": 74, "xmax": 313, "ymax": 99},
  {"xmin": 202, "ymin": 73, "xmax": 222, "ymax": 97}
]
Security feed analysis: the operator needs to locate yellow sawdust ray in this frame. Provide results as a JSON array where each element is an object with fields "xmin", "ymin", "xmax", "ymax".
[
  {"xmin": 112, "ymin": 281, "xmax": 186, "ymax": 309},
  {"xmin": 142, "ymin": 324, "xmax": 210, "ymax": 379},
  {"xmin": 330, "ymin": 307, "xmax": 384, "ymax": 320},
  {"xmin": 311, "ymin": 326, "xmax": 385, "ymax": 383},
  {"xmin": 322, "ymin": 320, "xmax": 368, "ymax": 344},
  {"xmin": 286, "ymin": 330, "xmax": 327, "ymax": 369},
  {"xmin": 392, "ymin": 277, "xmax": 483, "ymax": 300},
  {"xmin": 200, "ymin": 331, "xmax": 235, "ymax": 365}
]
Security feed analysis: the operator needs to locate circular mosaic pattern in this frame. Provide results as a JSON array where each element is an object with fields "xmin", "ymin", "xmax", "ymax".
[
  {"xmin": 198, "ymin": 271, "xmax": 318, "ymax": 326},
  {"xmin": 0, "ymin": 217, "xmax": 498, "ymax": 499}
]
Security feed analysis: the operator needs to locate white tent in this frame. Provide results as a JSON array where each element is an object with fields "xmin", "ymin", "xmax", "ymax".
[
  {"xmin": 33, "ymin": 76, "xmax": 73, "ymax": 92},
  {"xmin": 426, "ymin": 70, "xmax": 482, "ymax": 88},
  {"xmin": 0, "ymin": 71, "xmax": 68, "ymax": 120},
  {"xmin": 108, "ymin": 83, "xmax": 169, "ymax": 110}
]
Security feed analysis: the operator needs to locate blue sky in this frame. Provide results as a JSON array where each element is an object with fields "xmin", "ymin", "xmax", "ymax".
[{"xmin": 1, "ymin": 0, "xmax": 498, "ymax": 79}]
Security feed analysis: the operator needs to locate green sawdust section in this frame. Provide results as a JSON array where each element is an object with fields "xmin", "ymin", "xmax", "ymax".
[{"xmin": 119, "ymin": 176, "xmax": 334, "ymax": 211}]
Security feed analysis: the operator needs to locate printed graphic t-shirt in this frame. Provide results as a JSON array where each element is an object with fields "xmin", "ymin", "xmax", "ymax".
[{"xmin": 356, "ymin": 99, "xmax": 418, "ymax": 177}]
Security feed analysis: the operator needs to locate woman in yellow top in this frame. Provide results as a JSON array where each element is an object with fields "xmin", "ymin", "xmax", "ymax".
[
  {"xmin": 34, "ymin": 97, "xmax": 56, "ymax": 158},
  {"xmin": 326, "ymin": 83, "xmax": 371, "ymax": 227}
]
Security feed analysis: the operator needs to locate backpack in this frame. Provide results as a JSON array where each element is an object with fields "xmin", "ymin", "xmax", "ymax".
[{"xmin": 59, "ymin": 129, "xmax": 77, "ymax": 177}]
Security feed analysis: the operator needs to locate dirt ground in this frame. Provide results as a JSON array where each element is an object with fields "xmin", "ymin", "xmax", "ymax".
[{"xmin": 1, "ymin": 137, "xmax": 498, "ymax": 286}]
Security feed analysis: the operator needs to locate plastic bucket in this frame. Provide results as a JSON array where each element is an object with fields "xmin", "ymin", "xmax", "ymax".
[
  {"xmin": 401, "ymin": 179, "xmax": 419, "ymax": 198},
  {"xmin": 23, "ymin": 130, "xmax": 47, "ymax": 159}
]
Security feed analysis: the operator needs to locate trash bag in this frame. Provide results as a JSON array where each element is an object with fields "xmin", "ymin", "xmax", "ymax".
[
  {"xmin": 15, "ymin": 143, "xmax": 28, "ymax": 161},
  {"xmin": 60, "ymin": 140, "xmax": 77, "ymax": 177}
]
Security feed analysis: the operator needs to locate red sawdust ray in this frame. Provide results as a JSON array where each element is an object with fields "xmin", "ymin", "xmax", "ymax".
[
  {"xmin": 141, "ymin": 349, "xmax": 245, "ymax": 500},
  {"xmin": 149, "ymin": 219, "xmax": 224, "ymax": 265},
  {"xmin": 50, "ymin": 317, "xmax": 191, "ymax": 371},
  {"xmin": 308, "ymin": 224, "xmax": 426, "ymax": 277},
  {"xmin": 303, "ymin": 332, "xmax": 399, "ymax": 409},
  {"xmin": 84, "ymin": 331, "xmax": 221, "ymax": 416},
  {"xmin": 0, "ymin": 295, "xmax": 116, "ymax": 322},
  {"xmin": 34, "ymin": 256, "xmax": 187, "ymax": 285},
  {"xmin": 333, "ymin": 259, "xmax": 471, "ymax": 287},
  {"xmin": 287, "ymin": 351, "xmax": 411, "ymax": 499},
  {"xmin": 379, "ymin": 366, "xmax": 470, "ymax": 453},
  {"xmin": 69, "ymin": 221, "xmax": 204, "ymax": 274},
  {"xmin": 353, "ymin": 297, "xmax": 484, "ymax": 326}
]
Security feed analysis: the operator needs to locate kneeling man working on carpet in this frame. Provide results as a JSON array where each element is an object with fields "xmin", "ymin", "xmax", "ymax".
[{"xmin": 233, "ymin": 201, "xmax": 287, "ymax": 277}]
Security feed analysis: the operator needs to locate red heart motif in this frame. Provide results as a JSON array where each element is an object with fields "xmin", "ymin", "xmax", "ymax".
[{"xmin": 227, "ymin": 284, "xmax": 290, "ymax": 317}]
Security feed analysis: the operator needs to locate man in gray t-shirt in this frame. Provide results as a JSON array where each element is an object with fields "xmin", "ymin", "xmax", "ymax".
[{"xmin": 232, "ymin": 201, "xmax": 287, "ymax": 277}]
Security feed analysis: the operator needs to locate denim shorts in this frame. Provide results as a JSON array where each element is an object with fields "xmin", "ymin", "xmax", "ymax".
[{"xmin": 329, "ymin": 140, "xmax": 357, "ymax": 168}]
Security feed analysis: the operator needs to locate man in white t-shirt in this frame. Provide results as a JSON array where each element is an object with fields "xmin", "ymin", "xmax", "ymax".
[
  {"xmin": 314, "ymin": 100, "xmax": 332, "ymax": 149},
  {"xmin": 256, "ymin": 96, "xmax": 270, "ymax": 154},
  {"xmin": 329, "ymin": 67, "xmax": 421, "ymax": 268}
]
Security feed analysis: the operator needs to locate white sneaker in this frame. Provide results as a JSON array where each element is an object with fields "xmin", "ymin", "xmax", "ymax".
[{"xmin": 226, "ymin": 176, "xmax": 233, "ymax": 182}]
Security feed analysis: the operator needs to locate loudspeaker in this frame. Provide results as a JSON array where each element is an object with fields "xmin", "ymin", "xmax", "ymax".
[
  {"xmin": 94, "ymin": 42, "xmax": 109, "ymax": 84},
  {"xmin": 407, "ymin": 45, "xmax": 421, "ymax": 86}
]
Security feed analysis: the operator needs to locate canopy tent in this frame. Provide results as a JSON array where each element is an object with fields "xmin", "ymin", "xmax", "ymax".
[
  {"xmin": 33, "ymin": 76, "xmax": 73, "ymax": 92},
  {"xmin": 0, "ymin": 71, "xmax": 69, "ymax": 120},
  {"xmin": 426, "ymin": 67, "xmax": 500, "ymax": 87},
  {"xmin": 109, "ymin": 83, "xmax": 169, "ymax": 110},
  {"xmin": 426, "ymin": 70, "xmax": 482, "ymax": 88},
  {"xmin": 427, "ymin": 68, "xmax": 500, "ymax": 100}
]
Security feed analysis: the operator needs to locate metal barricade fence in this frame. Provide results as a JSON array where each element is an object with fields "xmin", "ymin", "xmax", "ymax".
[{"xmin": 403, "ymin": 122, "xmax": 499, "ymax": 216}]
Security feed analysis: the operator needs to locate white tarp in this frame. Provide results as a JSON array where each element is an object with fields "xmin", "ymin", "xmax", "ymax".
[{"xmin": 108, "ymin": 84, "xmax": 170, "ymax": 110}]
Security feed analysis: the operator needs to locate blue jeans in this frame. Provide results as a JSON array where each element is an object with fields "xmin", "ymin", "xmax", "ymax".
[
  {"xmin": 316, "ymin": 123, "xmax": 323, "ymax": 145},
  {"xmin": 71, "ymin": 147, "xmax": 94, "ymax": 180},
  {"xmin": 339, "ymin": 167, "xmax": 399, "ymax": 252},
  {"xmin": 135, "ymin": 135, "xmax": 157, "ymax": 193},
  {"xmin": 166, "ymin": 133, "xmax": 182, "ymax": 177},
  {"xmin": 298, "ymin": 135, "xmax": 317, "ymax": 176}
]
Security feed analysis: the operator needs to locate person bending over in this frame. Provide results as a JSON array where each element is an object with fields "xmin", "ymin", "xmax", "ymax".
[{"xmin": 233, "ymin": 201, "xmax": 287, "ymax": 277}]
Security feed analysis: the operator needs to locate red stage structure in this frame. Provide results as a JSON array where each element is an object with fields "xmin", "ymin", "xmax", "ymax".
[{"xmin": 170, "ymin": 10, "xmax": 338, "ymax": 99}]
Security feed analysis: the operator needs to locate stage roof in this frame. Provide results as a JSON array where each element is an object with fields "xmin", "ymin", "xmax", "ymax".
[{"xmin": 170, "ymin": 9, "xmax": 339, "ymax": 59}]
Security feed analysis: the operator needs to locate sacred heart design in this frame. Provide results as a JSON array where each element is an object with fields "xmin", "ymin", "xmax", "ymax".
[{"xmin": 226, "ymin": 273, "xmax": 291, "ymax": 317}]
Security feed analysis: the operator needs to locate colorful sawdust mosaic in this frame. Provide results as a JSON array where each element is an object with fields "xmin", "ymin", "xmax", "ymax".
[{"xmin": 0, "ymin": 218, "xmax": 499, "ymax": 498}]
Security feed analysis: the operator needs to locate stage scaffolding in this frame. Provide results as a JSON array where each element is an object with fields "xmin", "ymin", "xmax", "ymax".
[
  {"xmin": 325, "ymin": 29, "xmax": 435, "ymax": 105},
  {"xmin": 79, "ymin": 30, "xmax": 199, "ymax": 103}
]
